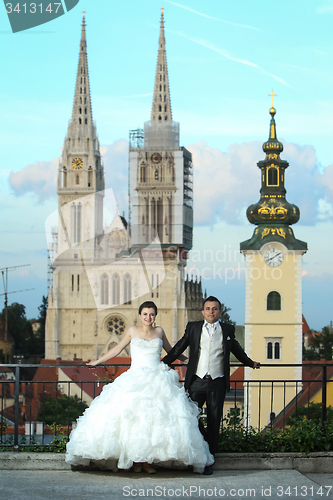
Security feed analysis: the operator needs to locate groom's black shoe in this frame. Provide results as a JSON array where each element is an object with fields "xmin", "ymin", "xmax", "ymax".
[{"xmin": 203, "ymin": 465, "xmax": 213, "ymax": 475}]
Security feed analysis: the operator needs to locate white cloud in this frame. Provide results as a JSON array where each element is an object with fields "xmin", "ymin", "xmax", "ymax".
[
  {"xmin": 9, "ymin": 139, "xmax": 130, "ymax": 213},
  {"xmin": 188, "ymin": 140, "xmax": 324, "ymax": 226},
  {"xmin": 9, "ymin": 158, "xmax": 58, "ymax": 202}
]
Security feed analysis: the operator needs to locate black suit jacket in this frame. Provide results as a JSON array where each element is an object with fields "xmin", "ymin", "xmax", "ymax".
[{"xmin": 162, "ymin": 320, "xmax": 254, "ymax": 392}]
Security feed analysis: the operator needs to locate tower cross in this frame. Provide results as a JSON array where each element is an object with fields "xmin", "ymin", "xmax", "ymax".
[{"xmin": 269, "ymin": 90, "xmax": 277, "ymax": 108}]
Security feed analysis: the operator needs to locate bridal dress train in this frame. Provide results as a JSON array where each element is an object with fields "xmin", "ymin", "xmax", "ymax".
[{"xmin": 65, "ymin": 337, "xmax": 214, "ymax": 472}]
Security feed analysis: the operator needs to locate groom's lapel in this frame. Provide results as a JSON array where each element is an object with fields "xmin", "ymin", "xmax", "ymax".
[{"xmin": 194, "ymin": 321, "xmax": 204, "ymax": 346}]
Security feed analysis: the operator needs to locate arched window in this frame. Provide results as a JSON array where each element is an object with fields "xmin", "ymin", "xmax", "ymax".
[
  {"xmin": 159, "ymin": 105, "xmax": 162, "ymax": 112},
  {"xmin": 112, "ymin": 274, "xmax": 120, "ymax": 305},
  {"xmin": 62, "ymin": 167, "xmax": 67, "ymax": 188},
  {"xmin": 164, "ymin": 105, "xmax": 167, "ymax": 112},
  {"xmin": 79, "ymin": 108, "xmax": 82, "ymax": 114},
  {"xmin": 266, "ymin": 337, "xmax": 282, "ymax": 360},
  {"xmin": 85, "ymin": 118, "xmax": 88, "ymax": 124},
  {"xmin": 268, "ymin": 167, "xmax": 278, "ymax": 186},
  {"xmin": 267, "ymin": 342, "xmax": 272, "ymax": 359},
  {"xmin": 140, "ymin": 164, "xmax": 146, "ymax": 183},
  {"xmin": 154, "ymin": 169, "xmax": 159, "ymax": 180},
  {"xmin": 267, "ymin": 291, "xmax": 281, "ymax": 310},
  {"xmin": 101, "ymin": 274, "xmax": 109, "ymax": 305},
  {"xmin": 124, "ymin": 274, "xmax": 131, "ymax": 304},
  {"xmin": 158, "ymin": 115, "xmax": 162, "ymax": 120},
  {"xmin": 88, "ymin": 166, "xmax": 92, "ymax": 187},
  {"xmin": 71, "ymin": 203, "xmax": 81, "ymax": 243},
  {"xmin": 79, "ymin": 118, "xmax": 81, "ymax": 124},
  {"xmin": 76, "ymin": 175, "xmax": 79, "ymax": 185}
]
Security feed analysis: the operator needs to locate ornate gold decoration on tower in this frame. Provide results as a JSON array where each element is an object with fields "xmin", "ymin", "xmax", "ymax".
[{"xmin": 240, "ymin": 99, "xmax": 307, "ymax": 252}]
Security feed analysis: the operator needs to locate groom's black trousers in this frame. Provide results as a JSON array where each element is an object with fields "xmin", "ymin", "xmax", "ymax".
[{"xmin": 188, "ymin": 375, "xmax": 226, "ymax": 456}]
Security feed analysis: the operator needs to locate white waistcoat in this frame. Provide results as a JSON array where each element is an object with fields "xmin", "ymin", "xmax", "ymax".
[{"xmin": 195, "ymin": 323, "xmax": 224, "ymax": 379}]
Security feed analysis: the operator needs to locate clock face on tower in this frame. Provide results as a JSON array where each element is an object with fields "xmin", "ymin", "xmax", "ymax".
[
  {"xmin": 72, "ymin": 157, "xmax": 83, "ymax": 169},
  {"xmin": 151, "ymin": 152, "xmax": 162, "ymax": 164},
  {"xmin": 264, "ymin": 247, "xmax": 284, "ymax": 267}
]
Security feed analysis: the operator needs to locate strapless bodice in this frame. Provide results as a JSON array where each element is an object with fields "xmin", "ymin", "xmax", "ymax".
[{"xmin": 130, "ymin": 337, "xmax": 163, "ymax": 370}]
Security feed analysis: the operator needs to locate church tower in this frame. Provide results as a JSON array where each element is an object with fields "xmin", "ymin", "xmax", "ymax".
[
  {"xmin": 129, "ymin": 8, "xmax": 193, "ymax": 251},
  {"xmin": 240, "ymin": 97, "xmax": 307, "ymax": 428},
  {"xmin": 57, "ymin": 11, "xmax": 104, "ymax": 257},
  {"xmin": 128, "ymin": 8, "xmax": 194, "ymax": 342},
  {"xmin": 45, "ymin": 13, "xmax": 106, "ymax": 360}
]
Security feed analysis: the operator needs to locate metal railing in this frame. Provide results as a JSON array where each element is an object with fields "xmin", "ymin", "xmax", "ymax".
[{"xmin": 0, "ymin": 363, "xmax": 332, "ymax": 450}]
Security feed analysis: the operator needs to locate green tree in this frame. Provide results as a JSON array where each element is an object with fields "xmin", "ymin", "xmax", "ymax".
[
  {"xmin": 303, "ymin": 327, "xmax": 333, "ymax": 361},
  {"xmin": 40, "ymin": 395, "xmax": 88, "ymax": 425},
  {"xmin": 0, "ymin": 302, "xmax": 33, "ymax": 357},
  {"xmin": 220, "ymin": 304, "xmax": 235, "ymax": 325},
  {"xmin": 32, "ymin": 295, "xmax": 48, "ymax": 357},
  {"xmin": 287, "ymin": 402, "xmax": 333, "ymax": 425}
]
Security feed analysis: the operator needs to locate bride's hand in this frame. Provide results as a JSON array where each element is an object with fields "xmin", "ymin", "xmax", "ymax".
[{"xmin": 86, "ymin": 360, "xmax": 99, "ymax": 367}]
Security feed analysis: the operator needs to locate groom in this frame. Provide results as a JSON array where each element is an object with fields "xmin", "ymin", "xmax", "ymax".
[{"xmin": 162, "ymin": 296, "xmax": 260, "ymax": 475}]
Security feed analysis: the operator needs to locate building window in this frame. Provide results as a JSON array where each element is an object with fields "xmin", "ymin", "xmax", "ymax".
[
  {"xmin": 154, "ymin": 169, "xmax": 159, "ymax": 180},
  {"xmin": 77, "ymin": 275, "xmax": 80, "ymax": 292},
  {"xmin": 101, "ymin": 274, "xmax": 109, "ymax": 305},
  {"xmin": 112, "ymin": 274, "xmax": 120, "ymax": 305},
  {"xmin": 124, "ymin": 274, "xmax": 131, "ymax": 304},
  {"xmin": 76, "ymin": 175, "xmax": 79, "ymax": 185},
  {"xmin": 267, "ymin": 291, "xmax": 281, "ymax": 311},
  {"xmin": 106, "ymin": 316, "xmax": 125, "ymax": 336},
  {"xmin": 266, "ymin": 337, "xmax": 282, "ymax": 360},
  {"xmin": 71, "ymin": 203, "xmax": 81, "ymax": 243},
  {"xmin": 71, "ymin": 274, "xmax": 74, "ymax": 292},
  {"xmin": 267, "ymin": 166, "xmax": 278, "ymax": 186},
  {"xmin": 62, "ymin": 167, "xmax": 67, "ymax": 188},
  {"xmin": 140, "ymin": 164, "xmax": 146, "ymax": 183}
]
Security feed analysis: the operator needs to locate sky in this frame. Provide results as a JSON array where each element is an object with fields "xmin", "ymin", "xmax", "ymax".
[{"xmin": 1, "ymin": 0, "xmax": 333, "ymax": 330}]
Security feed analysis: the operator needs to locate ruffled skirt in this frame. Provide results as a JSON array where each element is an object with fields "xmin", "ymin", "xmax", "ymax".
[{"xmin": 65, "ymin": 362, "xmax": 213, "ymax": 472}]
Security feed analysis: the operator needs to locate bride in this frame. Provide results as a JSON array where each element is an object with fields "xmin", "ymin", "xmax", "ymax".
[{"xmin": 65, "ymin": 301, "xmax": 214, "ymax": 473}]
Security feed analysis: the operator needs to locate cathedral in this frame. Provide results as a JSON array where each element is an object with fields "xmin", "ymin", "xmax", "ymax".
[{"xmin": 45, "ymin": 10, "xmax": 203, "ymax": 361}]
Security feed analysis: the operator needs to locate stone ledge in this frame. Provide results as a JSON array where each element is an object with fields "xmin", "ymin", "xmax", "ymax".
[{"xmin": 1, "ymin": 452, "xmax": 333, "ymax": 472}]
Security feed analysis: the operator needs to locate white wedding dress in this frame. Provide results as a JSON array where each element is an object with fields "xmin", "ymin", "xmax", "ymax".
[{"xmin": 65, "ymin": 337, "xmax": 214, "ymax": 472}]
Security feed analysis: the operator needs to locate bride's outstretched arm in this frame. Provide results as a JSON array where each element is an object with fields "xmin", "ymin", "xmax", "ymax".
[
  {"xmin": 162, "ymin": 330, "xmax": 188, "ymax": 363},
  {"xmin": 87, "ymin": 328, "xmax": 133, "ymax": 367}
]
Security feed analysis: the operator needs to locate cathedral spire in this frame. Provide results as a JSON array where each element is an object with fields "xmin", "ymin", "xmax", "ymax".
[
  {"xmin": 151, "ymin": 7, "xmax": 172, "ymax": 121},
  {"xmin": 70, "ymin": 10, "xmax": 94, "ymax": 135}
]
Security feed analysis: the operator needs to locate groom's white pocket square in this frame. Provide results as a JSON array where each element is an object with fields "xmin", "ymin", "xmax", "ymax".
[{"xmin": 227, "ymin": 336, "xmax": 231, "ymax": 340}]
